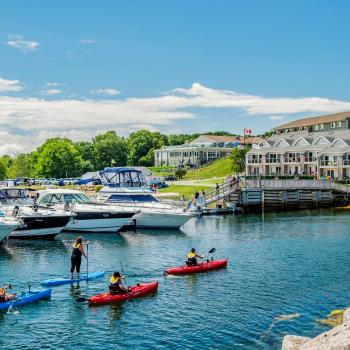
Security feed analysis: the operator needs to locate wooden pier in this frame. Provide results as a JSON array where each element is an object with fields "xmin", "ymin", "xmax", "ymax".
[{"xmin": 219, "ymin": 179, "xmax": 350, "ymax": 212}]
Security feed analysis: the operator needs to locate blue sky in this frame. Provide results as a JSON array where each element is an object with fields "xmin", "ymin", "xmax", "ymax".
[{"xmin": 1, "ymin": 0, "xmax": 350, "ymax": 154}]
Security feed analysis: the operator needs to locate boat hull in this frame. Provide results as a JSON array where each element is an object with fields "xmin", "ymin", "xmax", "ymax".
[
  {"xmin": 64, "ymin": 212, "xmax": 134, "ymax": 233},
  {"xmin": 132, "ymin": 211, "xmax": 192, "ymax": 229},
  {"xmin": 165, "ymin": 259, "xmax": 228, "ymax": 275},
  {"xmin": 0, "ymin": 289, "xmax": 52, "ymax": 310},
  {"xmin": 0, "ymin": 223, "xmax": 18, "ymax": 242},
  {"xmin": 88, "ymin": 281, "xmax": 159, "ymax": 306},
  {"xmin": 9, "ymin": 215, "xmax": 71, "ymax": 240}
]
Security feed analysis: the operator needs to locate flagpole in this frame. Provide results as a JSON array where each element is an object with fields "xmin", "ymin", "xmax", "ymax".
[{"xmin": 243, "ymin": 128, "xmax": 246, "ymax": 148}]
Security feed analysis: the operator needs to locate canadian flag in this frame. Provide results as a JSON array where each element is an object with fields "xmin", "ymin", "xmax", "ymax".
[{"xmin": 244, "ymin": 128, "xmax": 252, "ymax": 135}]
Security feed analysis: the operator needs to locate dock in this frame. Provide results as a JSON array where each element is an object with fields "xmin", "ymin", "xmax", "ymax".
[{"xmin": 205, "ymin": 179, "xmax": 350, "ymax": 213}]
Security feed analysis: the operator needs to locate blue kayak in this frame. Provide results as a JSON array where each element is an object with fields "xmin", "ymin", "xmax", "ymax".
[
  {"xmin": 41, "ymin": 271, "xmax": 105, "ymax": 286},
  {"xmin": 0, "ymin": 289, "xmax": 52, "ymax": 310}
]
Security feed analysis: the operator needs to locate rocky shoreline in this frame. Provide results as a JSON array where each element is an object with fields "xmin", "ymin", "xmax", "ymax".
[{"xmin": 282, "ymin": 308, "xmax": 350, "ymax": 350}]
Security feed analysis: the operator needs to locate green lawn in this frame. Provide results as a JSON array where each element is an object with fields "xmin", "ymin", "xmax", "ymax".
[
  {"xmin": 158, "ymin": 184, "xmax": 212, "ymax": 200},
  {"xmin": 184, "ymin": 157, "xmax": 232, "ymax": 180}
]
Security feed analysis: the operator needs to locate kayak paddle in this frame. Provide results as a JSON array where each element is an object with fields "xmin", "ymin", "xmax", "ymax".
[{"xmin": 208, "ymin": 248, "xmax": 216, "ymax": 254}]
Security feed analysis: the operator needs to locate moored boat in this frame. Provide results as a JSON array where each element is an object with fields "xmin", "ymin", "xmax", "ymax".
[
  {"xmin": 165, "ymin": 259, "xmax": 228, "ymax": 275},
  {"xmin": 0, "ymin": 289, "xmax": 52, "ymax": 310},
  {"xmin": 88, "ymin": 281, "xmax": 159, "ymax": 306},
  {"xmin": 97, "ymin": 167, "xmax": 196, "ymax": 229},
  {"xmin": 36, "ymin": 189, "xmax": 136, "ymax": 233}
]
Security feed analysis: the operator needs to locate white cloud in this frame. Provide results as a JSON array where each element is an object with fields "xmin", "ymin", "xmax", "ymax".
[
  {"xmin": 80, "ymin": 39, "xmax": 96, "ymax": 45},
  {"xmin": 269, "ymin": 115, "xmax": 286, "ymax": 121},
  {"xmin": 42, "ymin": 89, "xmax": 62, "ymax": 95},
  {"xmin": 1, "ymin": 82, "xmax": 350, "ymax": 154},
  {"xmin": 0, "ymin": 77, "xmax": 23, "ymax": 92},
  {"xmin": 6, "ymin": 34, "xmax": 39, "ymax": 53},
  {"xmin": 46, "ymin": 82, "xmax": 60, "ymax": 87},
  {"xmin": 90, "ymin": 88, "xmax": 120, "ymax": 96}
]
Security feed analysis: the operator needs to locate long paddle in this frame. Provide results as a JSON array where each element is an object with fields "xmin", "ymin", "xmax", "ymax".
[{"xmin": 86, "ymin": 243, "xmax": 89, "ymax": 283}]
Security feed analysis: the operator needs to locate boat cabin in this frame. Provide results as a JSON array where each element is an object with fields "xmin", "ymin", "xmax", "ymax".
[{"xmin": 98, "ymin": 167, "xmax": 148, "ymax": 188}]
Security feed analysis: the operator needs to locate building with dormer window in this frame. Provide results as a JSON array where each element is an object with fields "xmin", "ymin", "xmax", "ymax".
[{"xmin": 246, "ymin": 111, "xmax": 350, "ymax": 179}]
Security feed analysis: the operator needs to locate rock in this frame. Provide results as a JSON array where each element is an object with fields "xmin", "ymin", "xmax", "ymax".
[
  {"xmin": 300, "ymin": 321, "xmax": 350, "ymax": 350},
  {"xmin": 343, "ymin": 308, "xmax": 350, "ymax": 323},
  {"xmin": 282, "ymin": 335, "xmax": 310, "ymax": 350}
]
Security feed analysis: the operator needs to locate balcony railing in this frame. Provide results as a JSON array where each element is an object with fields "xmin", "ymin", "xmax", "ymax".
[
  {"xmin": 320, "ymin": 160, "xmax": 341, "ymax": 167},
  {"xmin": 343, "ymin": 160, "xmax": 350, "ymax": 166},
  {"xmin": 304, "ymin": 157, "xmax": 317, "ymax": 163},
  {"xmin": 284, "ymin": 157, "xmax": 301, "ymax": 163},
  {"xmin": 247, "ymin": 159, "xmax": 262, "ymax": 164},
  {"xmin": 265, "ymin": 158, "xmax": 281, "ymax": 164}
]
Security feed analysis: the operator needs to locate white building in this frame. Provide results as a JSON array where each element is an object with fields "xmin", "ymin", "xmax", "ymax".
[
  {"xmin": 246, "ymin": 112, "xmax": 350, "ymax": 180},
  {"xmin": 155, "ymin": 134, "xmax": 261, "ymax": 167}
]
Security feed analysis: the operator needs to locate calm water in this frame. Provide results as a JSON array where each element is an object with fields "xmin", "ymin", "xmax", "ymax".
[{"xmin": 1, "ymin": 210, "xmax": 350, "ymax": 349}]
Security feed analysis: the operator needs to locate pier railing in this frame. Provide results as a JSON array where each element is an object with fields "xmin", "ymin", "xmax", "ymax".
[{"xmin": 242, "ymin": 179, "xmax": 350, "ymax": 194}]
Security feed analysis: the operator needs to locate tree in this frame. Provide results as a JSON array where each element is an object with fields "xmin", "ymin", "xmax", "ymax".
[
  {"xmin": 92, "ymin": 131, "xmax": 127, "ymax": 170},
  {"xmin": 75, "ymin": 141, "xmax": 95, "ymax": 172},
  {"xmin": 0, "ymin": 159, "xmax": 7, "ymax": 180},
  {"xmin": 138, "ymin": 148, "xmax": 156, "ymax": 166},
  {"xmin": 230, "ymin": 147, "xmax": 249, "ymax": 174},
  {"xmin": 175, "ymin": 168, "xmax": 187, "ymax": 179},
  {"xmin": 35, "ymin": 138, "xmax": 83, "ymax": 178},
  {"xmin": 7, "ymin": 154, "xmax": 35, "ymax": 178},
  {"xmin": 127, "ymin": 130, "xmax": 167, "ymax": 166}
]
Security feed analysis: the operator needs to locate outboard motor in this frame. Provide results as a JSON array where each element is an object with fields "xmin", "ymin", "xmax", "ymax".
[
  {"xmin": 64, "ymin": 202, "xmax": 70, "ymax": 211},
  {"xmin": 32, "ymin": 204, "xmax": 39, "ymax": 212}
]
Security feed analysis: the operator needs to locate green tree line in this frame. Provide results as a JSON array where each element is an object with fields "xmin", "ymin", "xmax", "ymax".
[{"xmin": 0, "ymin": 130, "xmax": 237, "ymax": 179}]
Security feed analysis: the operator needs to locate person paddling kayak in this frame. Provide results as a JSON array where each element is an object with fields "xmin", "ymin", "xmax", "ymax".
[
  {"xmin": 70, "ymin": 237, "xmax": 87, "ymax": 280},
  {"xmin": 109, "ymin": 271, "xmax": 129, "ymax": 295},
  {"xmin": 0, "ymin": 285, "xmax": 16, "ymax": 302},
  {"xmin": 187, "ymin": 248, "xmax": 204, "ymax": 266}
]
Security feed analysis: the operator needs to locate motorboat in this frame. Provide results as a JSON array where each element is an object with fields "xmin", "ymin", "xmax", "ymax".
[
  {"xmin": 0, "ymin": 188, "xmax": 72, "ymax": 239},
  {"xmin": 0, "ymin": 213, "xmax": 19, "ymax": 242},
  {"xmin": 96, "ymin": 167, "xmax": 197, "ymax": 229},
  {"xmin": 36, "ymin": 189, "xmax": 137, "ymax": 233}
]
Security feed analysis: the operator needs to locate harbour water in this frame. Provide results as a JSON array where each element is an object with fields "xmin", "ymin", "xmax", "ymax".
[{"xmin": 1, "ymin": 210, "xmax": 350, "ymax": 349}]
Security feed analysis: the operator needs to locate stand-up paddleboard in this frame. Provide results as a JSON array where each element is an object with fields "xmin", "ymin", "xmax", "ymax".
[{"xmin": 41, "ymin": 271, "xmax": 105, "ymax": 287}]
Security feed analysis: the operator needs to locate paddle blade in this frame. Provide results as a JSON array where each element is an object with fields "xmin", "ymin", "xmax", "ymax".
[
  {"xmin": 76, "ymin": 297, "xmax": 88, "ymax": 302},
  {"xmin": 208, "ymin": 248, "xmax": 216, "ymax": 254}
]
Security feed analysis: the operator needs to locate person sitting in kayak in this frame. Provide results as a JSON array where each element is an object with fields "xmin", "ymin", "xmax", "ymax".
[
  {"xmin": 187, "ymin": 248, "xmax": 204, "ymax": 266},
  {"xmin": 70, "ymin": 237, "xmax": 87, "ymax": 280},
  {"xmin": 109, "ymin": 271, "xmax": 129, "ymax": 295},
  {"xmin": 0, "ymin": 285, "xmax": 16, "ymax": 302}
]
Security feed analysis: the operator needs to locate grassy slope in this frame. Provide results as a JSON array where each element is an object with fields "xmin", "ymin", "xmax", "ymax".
[
  {"xmin": 158, "ymin": 184, "xmax": 212, "ymax": 200},
  {"xmin": 184, "ymin": 157, "xmax": 232, "ymax": 180}
]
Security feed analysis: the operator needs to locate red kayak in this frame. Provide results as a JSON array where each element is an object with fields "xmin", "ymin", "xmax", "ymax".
[
  {"xmin": 88, "ymin": 281, "xmax": 158, "ymax": 306},
  {"xmin": 165, "ymin": 259, "xmax": 228, "ymax": 275}
]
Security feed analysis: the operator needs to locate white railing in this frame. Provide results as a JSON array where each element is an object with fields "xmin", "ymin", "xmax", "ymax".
[
  {"xmin": 304, "ymin": 157, "xmax": 317, "ymax": 163},
  {"xmin": 284, "ymin": 157, "xmax": 301, "ymax": 163},
  {"xmin": 243, "ymin": 179, "xmax": 350, "ymax": 193},
  {"xmin": 247, "ymin": 159, "xmax": 262, "ymax": 164},
  {"xmin": 265, "ymin": 158, "xmax": 281, "ymax": 164},
  {"xmin": 319, "ymin": 160, "xmax": 341, "ymax": 167}
]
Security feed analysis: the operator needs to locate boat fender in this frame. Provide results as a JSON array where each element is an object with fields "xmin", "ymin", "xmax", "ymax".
[{"xmin": 12, "ymin": 206, "xmax": 20, "ymax": 217}]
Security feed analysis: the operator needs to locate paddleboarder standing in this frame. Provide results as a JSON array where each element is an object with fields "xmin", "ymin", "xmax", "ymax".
[{"xmin": 70, "ymin": 237, "xmax": 87, "ymax": 280}]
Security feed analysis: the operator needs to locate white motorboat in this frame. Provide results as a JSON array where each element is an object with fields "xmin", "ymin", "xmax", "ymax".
[
  {"xmin": 0, "ymin": 214, "xmax": 19, "ymax": 242},
  {"xmin": 0, "ymin": 188, "xmax": 72, "ymax": 239},
  {"xmin": 96, "ymin": 167, "xmax": 197, "ymax": 229},
  {"xmin": 36, "ymin": 189, "xmax": 137, "ymax": 233}
]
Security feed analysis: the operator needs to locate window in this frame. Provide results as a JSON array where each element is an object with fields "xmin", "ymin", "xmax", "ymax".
[
  {"xmin": 320, "ymin": 124, "xmax": 324, "ymax": 130},
  {"xmin": 337, "ymin": 121, "xmax": 342, "ymax": 127},
  {"xmin": 314, "ymin": 125, "xmax": 319, "ymax": 131},
  {"xmin": 331, "ymin": 122, "xmax": 336, "ymax": 128}
]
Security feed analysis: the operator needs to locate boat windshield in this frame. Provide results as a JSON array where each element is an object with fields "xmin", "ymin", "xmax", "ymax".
[
  {"xmin": 107, "ymin": 194, "xmax": 158, "ymax": 203},
  {"xmin": 39, "ymin": 192, "xmax": 91, "ymax": 205},
  {"xmin": 0, "ymin": 188, "xmax": 32, "ymax": 204},
  {"xmin": 99, "ymin": 168, "xmax": 147, "ymax": 188}
]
